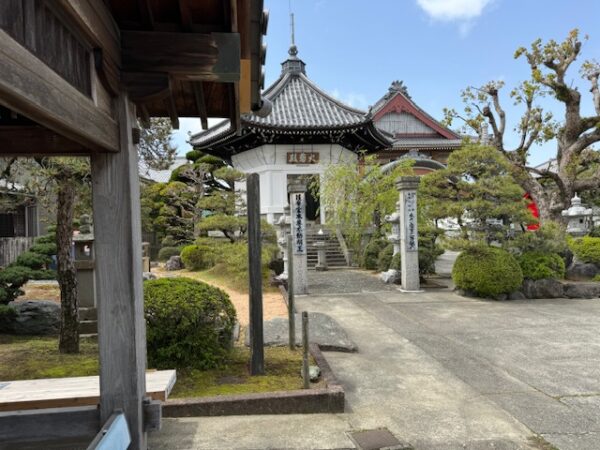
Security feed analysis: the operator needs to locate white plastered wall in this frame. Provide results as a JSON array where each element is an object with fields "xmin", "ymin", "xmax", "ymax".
[{"xmin": 232, "ymin": 143, "xmax": 357, "ymax": 224}]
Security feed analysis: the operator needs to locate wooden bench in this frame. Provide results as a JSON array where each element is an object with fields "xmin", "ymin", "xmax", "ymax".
[{"xmin": 0, "ymin": 370, "xmax": 176, "ymax": 412}]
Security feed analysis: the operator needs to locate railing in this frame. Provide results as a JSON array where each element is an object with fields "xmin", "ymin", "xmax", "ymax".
[{"xmin": 0, "ymin": 237, "xmax": 34, "ymax": 267}]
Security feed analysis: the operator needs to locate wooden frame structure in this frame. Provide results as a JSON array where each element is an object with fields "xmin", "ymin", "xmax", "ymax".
[{"xmin": 0, "ymin": 1, "xmax": 268, "ymax": 448}]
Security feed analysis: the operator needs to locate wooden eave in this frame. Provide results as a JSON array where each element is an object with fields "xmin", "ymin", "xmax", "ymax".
[{"xmin": 0, "ymin": 0, "xmax": 267, "ymax": 156}]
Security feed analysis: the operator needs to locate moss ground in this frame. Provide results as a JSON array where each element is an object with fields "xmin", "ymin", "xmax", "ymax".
[{"xmin": 0, "ymin": 335, "xmax": 317, "ymax": 397}]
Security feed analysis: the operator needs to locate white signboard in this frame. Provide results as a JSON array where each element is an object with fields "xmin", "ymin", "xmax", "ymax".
[
  {"xmin": 293, "ymin": 193, "xmax": 306, "ymax": 254},
  {"xmin": 404, "ymin": 192, "xmax": 418, "ymax": 252}
]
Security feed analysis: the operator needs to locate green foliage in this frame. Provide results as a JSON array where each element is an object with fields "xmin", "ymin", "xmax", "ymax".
[
  {"xmin": 0, "ymin": 265, "xmax": 34, "ymax": 304},
  {"xmin": 377, "ymin": 245, "xmax": 394, "ymax": 272},
  {"xmin": 452, "ymin": 246, "xmax": 523, "ymax": 298},
  {"xmin": 138, "ymin": 117, "xmax": 177, "ymax": 170},
  {"xmin": 144, "ymin": 278, "xmax": 236, "ymax": 369},
  {"xmin": 588, "ymin": 226, "xmax": 600, "ymax": 238},
  {"xmin": 593, "ymin": 274, "xmax": 600, "ymax": 282},
  {"xmin": 15, "ymin": 251, "xmax": 51, "ymax": 271},
  {"xmin": 363, "ymin": 238, "xmax": 388, "ymax": 270},
  {"xmin": 420, "ymin": 145, "xmax": 531, "ymax": 246},
  {"xmin": 180, "ymin": 240, "xmax": 219, "ymax": 271},
  {"xmin": 28, "ymin": 242, "xmax": 57, "ymax": 257},
  {"xmin": 507, "ymin": 221, "xmax": 568, "ymax": 255},
  {"xmin": 198, "ymin": 215, "xmax": 247, "ymax": 242},
  {"xmin": 418, "ymin": 229, "xmax": 445, "ymax": 275},
  {"xmin": 34, "ymin": 233, "xmax": 56, "ymax": 245},
  {"xmin": 0, "ymin": 304, "xmax": 16, "ymax": 322},
  {"xmin": 518, "ymin": 251, "xmax": 565, "ymax": 280},
  {"xmin": 208, "ymin": 241, "xmax": 278, "ymax": 291},
  {"xmin": 317, "ymin": 155, "xmax": 413, "ymax": 253},
  {"xmin": 157, "ymin": 246, "xmax": 181, "ymax": 262},
  {"xmin": 390, "ymin": 252, "xmax": 402, "ymax": 271},
  {"xmin": 569, "ymin": 236, "xmax": 600, "ymax": 265}
]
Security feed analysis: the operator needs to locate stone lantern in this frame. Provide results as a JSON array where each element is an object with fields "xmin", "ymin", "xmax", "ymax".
[{"xmin": 561, "ymin": 194, "xmax": 593, "ymax": 237}]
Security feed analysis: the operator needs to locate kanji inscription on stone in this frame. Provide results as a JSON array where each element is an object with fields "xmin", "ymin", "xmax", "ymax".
[
  {"xmin": 404, "ymin": 191, "xmax": 418, "ymax": 252},
  {"xmin": 293, "ymin": 193, "xmax": 306, "ymax": 254}
]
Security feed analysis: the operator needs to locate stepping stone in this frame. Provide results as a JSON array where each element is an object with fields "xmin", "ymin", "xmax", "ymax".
[{"xmin": 245, "ymin": 312, "xmax": 358, "ymax": 352}]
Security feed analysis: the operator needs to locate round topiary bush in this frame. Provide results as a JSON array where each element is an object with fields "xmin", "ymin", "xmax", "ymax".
[
  {"xmin": 569, "ymin": 236, "xmax": 600, "ymax": 265},
  {"xmin": 518, "ymin": 251, "xmax": 565, "ymax": 280},
  {"xmin": 363, "ymin": 238, "xmax": 387, "ymax": 270},
  {"xmin": 452, "ymin": 246, "xmax": 523, "ymax": 298},
  {"xmin": 158, "ymin": 246, "xmax": 181, "ymax": 262},
  {"xmin": 377, "ymin": 244, "xmax": 394, "ymax": 272},
  {"xmin": 180, "ymin": 240, "xmax": 218, "ymax": 271},
  {"xmin": 144, "ymin": 277, "xmax": 236, "ymax": 369}
]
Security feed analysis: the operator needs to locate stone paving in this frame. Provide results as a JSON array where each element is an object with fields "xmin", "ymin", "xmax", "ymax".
[{"xmin": 151, "ymin": 266, "xmax": 600, "ymax": 449}]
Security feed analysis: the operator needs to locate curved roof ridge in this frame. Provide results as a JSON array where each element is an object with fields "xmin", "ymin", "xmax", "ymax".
[{"xmin": 295, "ymin": 73, "xmax": 367, "ymax": 116}]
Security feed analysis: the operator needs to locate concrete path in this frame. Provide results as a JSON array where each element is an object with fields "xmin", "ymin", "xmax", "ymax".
[{"xmin": 151, "ymin": 269, "xmax": 600, "ymax": 449}]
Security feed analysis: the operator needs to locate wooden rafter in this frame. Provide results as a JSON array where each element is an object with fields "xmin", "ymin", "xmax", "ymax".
[
  {"xmin": 192, "ymin": 82, "xmax": 208, "ymax": 130},
  {"xmin": 178, "ymin": 0, "xmax": 193, "ymax": 31},
  {"xmin": 137, "ymin": 0, "xmax": 154, "ymax": 29},
  {"xmin": 166, "ymin": 94, "xmax": 179, "ymax": 130}
]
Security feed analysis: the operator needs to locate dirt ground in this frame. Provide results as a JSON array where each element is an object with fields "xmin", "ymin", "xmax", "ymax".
[
  {"xmin": 18, "ymin": 283, "xmax": 60, "ymax": 303},
  {"xmin": 16, "ymin": 268, "xmax": 288, "ymax": 327},
  {"xmin": 152, "ymin": 267, "xmax": 288, "ymax": 326}
]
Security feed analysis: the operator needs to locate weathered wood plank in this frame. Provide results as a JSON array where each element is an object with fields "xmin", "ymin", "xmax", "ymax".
[
  {"xmin": 247, "ymin": 173, "xmax": 264, "ymax": 375},
  {"xmin": 0, "ymin": 405, "xmax": 100, "ymax": 444},
  {"xmin": 121, "ymin": 31, "xmax": 240, "ymax": 82},
  {"xmin": 91, "ymin": 94, "xmax": 148, "ymax": 449},
  {"xmin": 0, "ymin": 237, "xmax": 33, "ymax": 267},
  {"xmin": 0, "ymin": 126, "xmax": 87, "ymax": 155},
  {"xmin": 0, "ymin": 370, "xmax": 176, "ymax": 412},
  {"xmin": 0, "ymin": 29, "xmax": 119, "ymax": 153}
]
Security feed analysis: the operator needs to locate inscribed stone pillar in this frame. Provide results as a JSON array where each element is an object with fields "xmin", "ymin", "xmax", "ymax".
[
  {"xmin": 276, "ymin": 205, "xmax": 291, "ymax": 280},
  {"xmin": 397, "ymin": 176, "xmax": 422, "ymax": 292},
  {"xmin": 288, "ymin": 182, "xmax": 308, "ymax": 294}
]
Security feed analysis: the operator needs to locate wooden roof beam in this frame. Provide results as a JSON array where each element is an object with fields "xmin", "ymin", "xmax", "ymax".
[
  {"xmin": 137, "ymin": 0, "xmax": 154, "ymax": 30},
  {"xmin": 121, "ymin": 31, "xmax": 240, "ymax": 82},
  {"xmin": 166, "ymin": 94, "xmax": 179, "ymax": 130},
  {"xmin": 0, "ymin": 29, "xmax": 119, "ymax": 153},
  {"xmin": 178, "ymin": 0, "xmax": 193, "ymax": 32},
  {"xmin": 0, "ymin": 126, "xmax": 88, "ymax": 155},
  {"xmin": 192, "ymin": 82, "xmax": 208, "ymax": 130}
]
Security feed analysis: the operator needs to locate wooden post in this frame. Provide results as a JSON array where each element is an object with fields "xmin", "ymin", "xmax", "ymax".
[
  {"xmin": 286, "ymin": 234, "xmax": 295, "ymax": 350},
  {"xmin": 91, "ymin": 93, "xmax": 148, "ymax": 449},
  {"xmin": 302, "ymin": 311, "xmax": 309, "ymax": 389},
  {"xmin": 247, "ymin": 173, "xmax": 264, "ymax": 375}
]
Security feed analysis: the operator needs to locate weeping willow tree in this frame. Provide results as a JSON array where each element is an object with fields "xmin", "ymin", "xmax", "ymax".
[{"xmin": 314, "ymin": 154, "xmax": 412, "ymax": 253}]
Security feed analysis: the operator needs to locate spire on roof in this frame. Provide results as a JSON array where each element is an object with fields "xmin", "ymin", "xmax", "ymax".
[{"xmin": 281, "ymin": 9, "xmax": 306, "ymax": 75}]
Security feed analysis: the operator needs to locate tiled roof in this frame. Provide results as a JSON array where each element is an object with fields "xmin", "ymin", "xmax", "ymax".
[
  {"xmin": 242, "ymin": 72, "xmax": 368, "ymax": 129},
  {"xmin": 139, "ymin": 156, "xmax": 189, "ymax": 183},
  {"xmin": 391, "ymin": 137, "xmax": 462, "ymax": 149},
  {"xmin": 190, "ymin": 55, "xmax": 380, "ymax": 148}
]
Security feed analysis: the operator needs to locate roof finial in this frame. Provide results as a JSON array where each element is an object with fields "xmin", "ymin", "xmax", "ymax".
[{"xmin": 289, "ymin": 2, "xmax": 298, "ymax": 57}]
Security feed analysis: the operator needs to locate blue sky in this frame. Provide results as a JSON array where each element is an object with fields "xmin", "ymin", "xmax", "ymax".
[{"xmin": 172, "ymin": 0, "xmax": 600, "ymax": 166}]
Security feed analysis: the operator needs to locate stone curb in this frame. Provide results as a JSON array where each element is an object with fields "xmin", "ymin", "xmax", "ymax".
[{"xmin": 162, "ymin": 344, "xmax": 345, "ymax": 417}]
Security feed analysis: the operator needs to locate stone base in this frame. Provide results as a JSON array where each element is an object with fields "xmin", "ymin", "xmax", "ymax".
[{"xmin": 397, "ymin": 288, "xmax": 425, "ymax": 294}]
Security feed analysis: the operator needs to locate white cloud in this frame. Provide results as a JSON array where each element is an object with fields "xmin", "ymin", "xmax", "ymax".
[
  {"xmin": 416, "ymin": 0, "xmax": 492, "ymax": 21},
  {"xmin": 329, "ymin": 89, "xmax": 369, "ymax": 110}
]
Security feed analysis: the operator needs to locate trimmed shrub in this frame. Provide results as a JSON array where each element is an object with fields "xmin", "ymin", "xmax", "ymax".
[
  {"xmin": 518, "ymin": 251, "xmax": 565, "ymax": 280},
  {"xmin": 180, "ymin": 240, "xmax": 219, "ymax": 271},
  {"xmin": 28, "ymin": 242, "xmax": 57, "ymax": 257},
  {"xmin": 0, "ymin": 266, "xmax": 33, "ymax": 304},
  {"xmin": 158, "ymin": 246, "xmax": 181, "ymax": 262},
  {"xmin": 418, "ymin": 231, "xmax": 444, "ymax": 276},
  {"xmin": 363, "ymin": 238, "xmax": 387, "ymax": 270},
  {"xmin": 144, "ymin": 277, "xmax": 236, "ymax": 369},
  {"xmin": 209, "ymin": 241, "xmax": 278, "ymax": 290},
  {"xmin": 377, "ymin": 244, "xmax": 394, "ymax": 272},
  {"xmin": 15, "ymin": 251, "xmax": 51, "ymax": 270},
  {"xmin": 569, "ymin": 236, "xmax": 600, "ymax": 265},
  {"xmin": 452, "ymin": 246, "xmax": 523, "ymax": 298}
]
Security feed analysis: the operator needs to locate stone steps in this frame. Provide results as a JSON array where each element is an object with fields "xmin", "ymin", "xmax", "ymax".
[
  {"xmin": 79, "ymin": 307, "xmax": 97, "ymax": 335},
  {"xmin": 304, "ymin": 228, "xmax": 347, "ymax": 268}
]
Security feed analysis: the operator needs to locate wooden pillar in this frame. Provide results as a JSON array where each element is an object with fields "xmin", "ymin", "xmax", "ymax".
[
  {"xmin": 91, "ymin": 93, "xmax": 148, "ymax": 449},
  {"xmin": 247, "ymin": 173, "xmax": 264, "ymax": 375}
]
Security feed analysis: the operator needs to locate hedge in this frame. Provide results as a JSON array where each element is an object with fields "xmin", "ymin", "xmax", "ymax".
[
  {"xmin": 158, "ymin": 246, "xmax": 181, "ymax": 262},
  {"xmin": 569, "ymin": 236, "xmax": 600, "ymax": 265},
  {"xmin": 453, "ymin": 246, "xmax": 523, "ymax": 298},
  {"xmin": 518, "ymin": 251, "xmax": 565, "ymax": 280},
  {"xmin": 144, "ymin": 277, "xmax": 236, "ymax": 369}
]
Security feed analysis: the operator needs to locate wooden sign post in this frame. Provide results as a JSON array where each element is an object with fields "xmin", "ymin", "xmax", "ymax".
[{"xmin": 247, "ymin": 173, "xmax": 264, "ymax": 375}]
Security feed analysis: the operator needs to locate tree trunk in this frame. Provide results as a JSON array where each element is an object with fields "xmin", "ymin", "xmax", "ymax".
[{"xmin": 57, "ymin": 177, "xmax": 79, "ymax": 354}]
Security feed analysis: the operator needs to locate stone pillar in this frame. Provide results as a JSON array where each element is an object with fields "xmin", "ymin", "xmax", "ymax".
[
  {"xmin": 397, "ymin": 176, "xmax": 422, "ymax": 293},
  {"xmin": 73, "ymin": 233, "xmax": 95, "ymax": 308},
  {"xmin": 276, "ymin": 205, "xmax": 291, "ymax": 280},
  {"xmin": 315, "ymin": 240, "xmax": 328, "ymax": 271},
  {"xmin": 288, "ymin": 182, "xmax": 308, "ymax": 295},
  {"xmin": 385, "ymin": 204, "xmax": 401, "ymax": 255}
]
